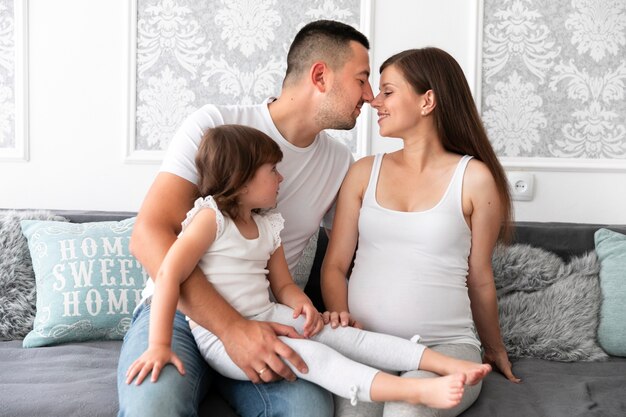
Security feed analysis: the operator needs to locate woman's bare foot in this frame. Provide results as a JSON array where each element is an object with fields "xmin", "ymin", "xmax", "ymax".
[{"xmin": 408, "ymin": 373, "xmax": 466, "ymax": 409}]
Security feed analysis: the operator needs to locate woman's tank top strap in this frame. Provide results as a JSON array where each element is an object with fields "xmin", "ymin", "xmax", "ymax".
[
  {"xmin": 440, "ymin": 155, "xmax": 473, "ymax": 216},
  {"xmin": 362, "ymin": 153, "xmax": 385, "ymax": 205}
]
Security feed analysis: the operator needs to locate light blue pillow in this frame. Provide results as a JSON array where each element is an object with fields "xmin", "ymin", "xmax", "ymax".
[
  {"xmin": 20, "ymin": 218, "xmax": 148, "ymax": 348},
  {"xmin": 594, "ymin": 228, "xmax": 626, "ymax": 357}
]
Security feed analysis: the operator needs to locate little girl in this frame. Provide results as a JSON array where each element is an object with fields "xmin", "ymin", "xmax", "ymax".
[{"xmin": 125, "ymin": 124, "xmax": 491, "ymax": 408}]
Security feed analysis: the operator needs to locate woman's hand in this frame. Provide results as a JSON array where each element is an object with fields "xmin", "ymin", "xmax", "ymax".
[
  {"xmin": 292, "ymin": 302, "xmax": 325, "ymax": 338},
  {"xmin": 483, "ymin": 347, "xmax": 521, "ymax": 383},
  {"xmin": 321, "ymin": 311, "xmax": 363, "ymax": 329},
  {"xmin": 126, "ymin": 345, "xmax": 186, "ymax": 385}
]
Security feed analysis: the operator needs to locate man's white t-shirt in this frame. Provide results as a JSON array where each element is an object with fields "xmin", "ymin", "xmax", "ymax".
[{"xmin": 159, "ymin": 99, "xmax": 352, "ymax": 275}]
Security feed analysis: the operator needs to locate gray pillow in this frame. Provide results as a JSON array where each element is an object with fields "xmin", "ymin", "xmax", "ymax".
[
  {"xmin": 0, "ymin": 210, "xmax": 68, "ymax": 340},
  {"xmin": 492, "ymin": 244, "xmax": 608, "ymax": 362},
  {"xmin": 492, "ymin": 243, "xmax": 563, "ymax": 296}
]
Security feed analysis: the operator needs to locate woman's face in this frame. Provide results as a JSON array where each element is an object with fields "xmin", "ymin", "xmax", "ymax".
[{"xmin": 371, "ymin": 65, "xmax": 424, "ymax": 138}]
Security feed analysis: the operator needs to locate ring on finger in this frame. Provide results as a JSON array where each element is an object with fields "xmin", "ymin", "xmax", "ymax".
[{"xmin": 257, "ymin": 367, "xmax": 268, "ymax": 376}]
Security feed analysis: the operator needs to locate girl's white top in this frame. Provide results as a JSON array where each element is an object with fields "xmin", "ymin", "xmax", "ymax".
[
  {"xmin": 143, "ymin": 196, "xmax": 284, "ymax": 317},
  {"xmin": 348, "ymin": 154, "xmax": 480, "ymax": 348}
]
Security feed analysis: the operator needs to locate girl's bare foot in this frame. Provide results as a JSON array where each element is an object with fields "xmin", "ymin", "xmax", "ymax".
[
  {"xmin": 463, "ymin": 364, "xmax": 491, "ymax": 385},
  {"xmin": 409, "ymin": 373, "xmax": 466, "ymax": 409},
  {"xmin": 448, "ymin": 362, "xmax": 491, "ymax": 385},
  {"xmin": 420, "ymin": 349, "xmax": 492, "ymax": 386},
  {"xmin": 432, "ymin": 353, "xmax": 492, "ymax": 385}
]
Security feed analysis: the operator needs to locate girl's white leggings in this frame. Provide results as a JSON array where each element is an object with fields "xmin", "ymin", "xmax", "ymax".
[{"xmin": 192, "ymin": 303, "xmax": 426, "ymax": 404}]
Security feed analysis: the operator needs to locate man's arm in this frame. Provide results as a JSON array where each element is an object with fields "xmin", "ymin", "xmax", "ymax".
[{"xmin": 130, "ymin": 172, "xmax": 308, "ymax": 382}]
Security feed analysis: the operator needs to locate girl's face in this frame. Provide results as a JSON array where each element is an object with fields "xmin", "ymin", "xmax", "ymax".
[
  {"xmin": 371, "ymin": 65, "xmax": 424, "ymax": 138},
  {"xmin": 242, "ymin": 162, "xmax": 283, "ymax": 210}
]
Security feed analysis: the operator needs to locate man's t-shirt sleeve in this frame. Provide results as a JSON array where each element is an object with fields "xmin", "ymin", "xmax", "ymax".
[{"xmin": 159, "ymin": 105, "xmax": 225, "ymax": 185}]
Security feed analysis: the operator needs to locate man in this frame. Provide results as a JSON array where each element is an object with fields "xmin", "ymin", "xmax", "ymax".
[{"xmin": 117, "ymin": 19, "xmax": 373, "ymax": 417}]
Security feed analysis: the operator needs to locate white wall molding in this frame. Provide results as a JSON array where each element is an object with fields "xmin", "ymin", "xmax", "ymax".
[
  {"xmin": 124, "ymin": 0, "xmax": 372, "ymax": 164},
  {"xmin": 355, "ymin": 0, "xmax": 373, "ymax": 159},
  {"xmin": 501, "ymin": 157, "xmax": 626, "ymax": 173},
  {"xmin": 473, "ymin": 0, "xmax": 483, "ymax": 112},
  {"xmin": 475, "ymin": 0, "xmax": 626, "ymax": 173},
  {"xmin": 124, "ymin": 0, "xmax": 165, "ymax": 164},
  {"xmin": 123, "ymin": 0, "xmax": 154, "ymax": 163},
  {"xmin": 0, "ymin": 0, "xmax": 29, "ymax": 162}
]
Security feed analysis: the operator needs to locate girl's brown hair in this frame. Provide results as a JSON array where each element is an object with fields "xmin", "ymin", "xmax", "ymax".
[
  {"xmin": 195, "ymin": 124, "xmax": 283, "ymax": 220},
  {"xmin": 381, "ymin": 48, "xmax": 513, "ymax": 240}
]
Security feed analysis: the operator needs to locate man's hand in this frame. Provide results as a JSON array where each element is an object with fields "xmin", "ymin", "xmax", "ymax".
[{"xmin": 221, "ymin": 319, "xmax": 308, "ymax": 383}]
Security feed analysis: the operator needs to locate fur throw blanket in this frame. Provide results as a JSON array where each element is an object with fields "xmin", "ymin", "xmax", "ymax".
[
  {"xmin": 0, "ymin": 210, "xmax": 67, "ymax": 340},
  {"xmin": 492, "ymin": 243, "xmax": 607, "ymax": 362}
]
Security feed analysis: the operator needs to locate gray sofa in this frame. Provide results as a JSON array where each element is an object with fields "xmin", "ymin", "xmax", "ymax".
[{"xmin": 1, "ymin": 209, "xmax": 625, "ymax": 417}]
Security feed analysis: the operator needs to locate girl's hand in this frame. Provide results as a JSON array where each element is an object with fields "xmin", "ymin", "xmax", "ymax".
[
  {"xmin": 292, "ymin": 303, "xmax": 324, "ymax": 338},
  {"xmin": 321, "ymin": 311, "xmax": 363, "ymax": 329},
  {"xmin": 125, "ymin": 345, "xmax": 186, "ymax": 385}
]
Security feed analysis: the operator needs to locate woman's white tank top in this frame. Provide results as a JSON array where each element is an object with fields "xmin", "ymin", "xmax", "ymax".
[{"xmin": 348, "ymin": 153, "xmax": 480, "ymax": 348}]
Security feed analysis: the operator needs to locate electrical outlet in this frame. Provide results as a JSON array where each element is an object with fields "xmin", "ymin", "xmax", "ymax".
[{"xmin": 507, "ymin": 172, "xmax": 534, "ymax": 201}]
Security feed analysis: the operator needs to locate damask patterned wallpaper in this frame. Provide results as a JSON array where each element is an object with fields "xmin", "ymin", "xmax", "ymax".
[
  {"xmin": 134, "ymin": 0, "xmax": 362, "ymax": 155},
  {"xmin": 0, "ymin": 0, "xmax": 15, "ymax": 151},
  {"xmin": 481, "ymin": 0, "xmax": 626, "ymax": 161}
]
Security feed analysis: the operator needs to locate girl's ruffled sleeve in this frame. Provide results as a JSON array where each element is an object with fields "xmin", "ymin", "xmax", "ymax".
[
  {"xmin": 181, "ymin": 196, "xmax": 224, "ymax": 237},
  {"xmin": 265, "ymin": 211, "xmax": 285, "ymax": 253}
]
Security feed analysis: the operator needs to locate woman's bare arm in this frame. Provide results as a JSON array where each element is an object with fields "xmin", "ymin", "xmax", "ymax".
[
  {"xmin": 464, "ymin": 161, "xmax": 520, "ymax": 383},
  {"xmin": 321, "ymin": 158, "xmax": 371, "ymax": 328}
]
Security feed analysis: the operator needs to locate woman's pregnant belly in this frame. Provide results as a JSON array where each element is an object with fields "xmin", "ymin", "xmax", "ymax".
[{"xmin": 348, "ymin": 273, "xmax": 475, "ymax": 346}]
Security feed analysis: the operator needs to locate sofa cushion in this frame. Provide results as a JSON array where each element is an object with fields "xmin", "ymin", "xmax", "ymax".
[
  {"xmin": 492, "ymin": 243, "xmax": 564, "ymax": 297},
  {"xmin": 20, "ymin": 218, "xmax": 148, "ymax": 347},
  {"xmin": 594, "ymin": 228, "xmax": 626, "ymax": 357},
  {"xmin": 493, "ymin": 244, "xmax": 607, "ymax": 361},
  {"xmin": 0, "ymin": 339, "xmax": 238, "ymax": 417},
  {"xmin": 0, "ymin": 210, "xmax": 68, "ymax": 340},
  {"xmin": 461, "ymin": 356, "xmax": 626, "ymax": 417},
  {"xmin": 512, "ymin": 222, "xmax": 626, "ymax": 260}
]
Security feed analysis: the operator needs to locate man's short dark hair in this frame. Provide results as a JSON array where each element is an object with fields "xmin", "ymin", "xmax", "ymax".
[{"xmin": 284, "ymin": 20, "xmax": 369, "ymax": 86}]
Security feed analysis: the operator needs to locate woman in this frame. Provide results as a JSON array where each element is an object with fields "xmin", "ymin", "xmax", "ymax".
[{"xmin": 321, "ymin": 47, "xmax": 520, "ymax": 417}]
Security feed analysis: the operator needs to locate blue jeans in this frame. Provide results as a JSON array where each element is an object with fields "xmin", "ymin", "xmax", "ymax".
[{"xmin": 117, "ymin": 302, "xmax": 333, "ymax": 417}]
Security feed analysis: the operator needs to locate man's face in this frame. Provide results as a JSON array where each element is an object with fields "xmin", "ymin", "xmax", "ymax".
[{"xmin": 317, "ymin": 41, "xmax": 373, "ymax": 130}]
